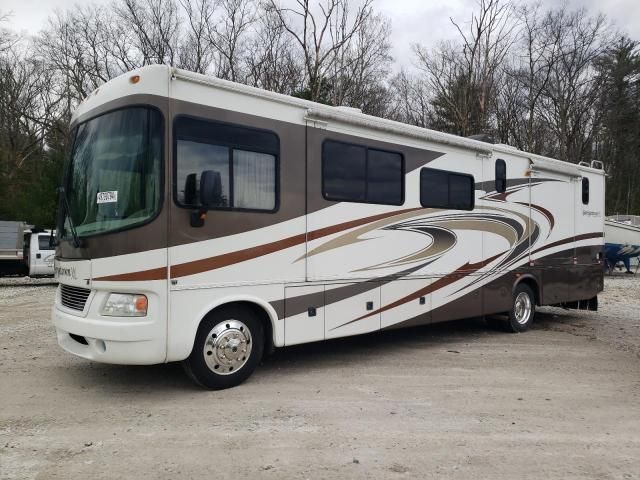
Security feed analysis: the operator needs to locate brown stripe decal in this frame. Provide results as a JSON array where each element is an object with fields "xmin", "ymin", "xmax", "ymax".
[
  {"xmin": 94, "ymin": 208, "xmax": 423, "ymax": 281},
  {"xmin": 531, "ymin": 232, "xmax": 603, "ymax": 256},
  {"xmin": 94, "ymin": 267, "xmax": 168, "ymax": 282}
]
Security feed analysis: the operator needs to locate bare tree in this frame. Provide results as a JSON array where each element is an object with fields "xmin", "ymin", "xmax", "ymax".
[
  {"xmin": 0, "ymin": 42, "xmax": 62, "ymax": 181},
  {"xmin": 414, "ymin": 0, "xmax": 518, "ymax": 135},
  {"xmin": 205, "ymin": 0, "xmax": 256, "ymax": 81},
  {"xmin": 115, "ymin": 0, "xmax": 180, "ymax": 66},
  {"xmin": 177, "ymin": 0, "xmax": 215, "ymax": 74},
  {"xmin": 388, "ymin": 69, "xmax": 432, "ymax": 127},
  {"xmin": 329, "ymin": 11, "xmax": 392, "ymax": 114},
  {"xmin": 244, "ymin": 7, "xmax": 304, "ymax": 93},
  {"xmin": 266, "ymin": 0, "xmax": 373, "ymax": 102},
  {"xmin": 537, "ymin": 7, "xmax": 609, "ymax": 162}
]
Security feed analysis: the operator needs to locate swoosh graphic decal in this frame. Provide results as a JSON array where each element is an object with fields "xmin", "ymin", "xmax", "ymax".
[
  {"xmin": 302, "ymin": 208, "xmax": 434, "ymax": 261},
  {"xmin": 330, "ymin": 251, "xmax": 507, "ymax": 331},
  {"xmin": 95, "ymin": 208, "xmax": 423, "ymax": 281},
  {"xmin": 272, "ymin": 262, "xmax": 430, "ymax": 320}
]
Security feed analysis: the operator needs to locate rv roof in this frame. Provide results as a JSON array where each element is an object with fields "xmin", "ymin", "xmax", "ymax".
[{"xmin": 73, "ymin": 65, "xmax": 604, "ymax": 178}]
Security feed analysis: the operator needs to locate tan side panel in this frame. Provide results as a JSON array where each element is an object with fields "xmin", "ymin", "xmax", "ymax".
[{"xmin": 168, "ymin": 99, "xmax": 307, "ymax": 246}]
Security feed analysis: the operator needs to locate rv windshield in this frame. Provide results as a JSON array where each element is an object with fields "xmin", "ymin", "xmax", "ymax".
[{"xmin": 62, "ymin": 107, "xmax": 162, "ymax": 238}]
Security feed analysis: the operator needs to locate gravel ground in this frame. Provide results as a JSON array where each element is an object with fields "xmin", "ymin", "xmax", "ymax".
[
  {"xmin": 0, "ymin": 277, "xmax": 56, "ymax": 287},
  {"xmin": 1, "ymin": 277, "xmax": 639, "ymax": 479}
]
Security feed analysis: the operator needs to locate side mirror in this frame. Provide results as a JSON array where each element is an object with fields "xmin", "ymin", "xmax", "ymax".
[
  {"xmin": 199, "ymin": 170, "xmax": 222, "ymax": 209},
  {"xmin": 190, "ymin": 170, "xmax": 222, "ymax": 227}
]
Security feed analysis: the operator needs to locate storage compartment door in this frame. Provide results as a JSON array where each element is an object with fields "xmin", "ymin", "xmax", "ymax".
[
  {"xmin": 325, "ymin": 282, "xmax": 381, "ymax": 339},
  {"xmin": 381, "ymin": 278, "xmax": 432, "ymax": 329},
  {"xmin": 284, "ymin": 285, "xmax": 325, "ymax": 346}
]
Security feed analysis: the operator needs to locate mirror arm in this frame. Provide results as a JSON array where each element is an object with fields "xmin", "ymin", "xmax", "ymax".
[{"xmin": 190, "ymin": 207, "xmax": 208, "ymax": 228}]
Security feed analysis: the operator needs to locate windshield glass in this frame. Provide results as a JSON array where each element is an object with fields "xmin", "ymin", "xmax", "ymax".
[{"xmin": 63, "ymin": 107, "xmax": 162, "ymax": 238}]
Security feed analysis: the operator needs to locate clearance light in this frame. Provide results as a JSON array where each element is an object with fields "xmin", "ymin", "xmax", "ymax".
[
  {"xmin": 102, "ymin": 293, "xmax": 148, "ymax": 317},
  {"xmin": 130, "ymin": 75, "xmax": 141, "ymax": 84}
]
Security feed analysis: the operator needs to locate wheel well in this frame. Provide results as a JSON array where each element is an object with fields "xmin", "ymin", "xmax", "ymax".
[
  {"xmin": 205, "ymin": 301, "xmax": 274, "ymax": 354},
  {"xmin": 516, "ymin": 277, "xmax": 540, "ymax": 306}
]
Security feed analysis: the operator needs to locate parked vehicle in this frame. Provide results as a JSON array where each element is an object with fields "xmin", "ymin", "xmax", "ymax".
[
  {"xmin": 0, "ymin": 221, "xmax": 29, "ymax": 276},
  {"xmin": 604, "ymin": 216, "xmax": 640, "ymax": 273},
  {"xmin": 24, "ymin": 230, "xmax": 56, "ymax": 277},
  {"xmin": 52, "ymin": 65, "xmax": 606, "ymax": 389}
]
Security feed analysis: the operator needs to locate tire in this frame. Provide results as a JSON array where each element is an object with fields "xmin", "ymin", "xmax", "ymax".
[
  {"xmin": 182, "ymin": 305, "xmax": 264, "ymax": 390},
  {"xmin": 486, "ymin": 284, "xmax": 536, "ymax": 333},
  {"xmin": 505, "ymin": 283, "xmax": 536, "ymax": 332}
]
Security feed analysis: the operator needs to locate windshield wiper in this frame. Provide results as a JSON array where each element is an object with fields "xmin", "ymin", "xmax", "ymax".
[{"xmin": 57, "ymin": 186, "xmax": 82, "ymax": 248}]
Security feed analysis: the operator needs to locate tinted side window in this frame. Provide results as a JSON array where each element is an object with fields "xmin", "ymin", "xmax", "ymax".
[
  {"xmin": 323, "ymin": 141, "xmax": 367, "ymax": 202},
  {"xmin": 495, "ymin": 159, "xmax": 507, "ymax": 193},
  {"xmin": 582, "ymin": 177, "xmax": 589, "ymax": 205},
  {"xmin": 420, "ymin": 168, "xmax": 474, "ymax": 211},
  {"xmin": 449, "ymin": 174, "xmax": 474, "ymax": 210},
  {"xmin": 367, "ymin": 149, "xmax": 403, "ymax": 205},
  {"xmin": 174, "ymin": 117, "xmax": 278, "ymax": 212},
  {"xmin": 420, "ymin": 168, "xmax": 448, "ymax": 208},
  {"xmin": 322, "ymin": 140, "xmax": 403, "ymax": 205}
]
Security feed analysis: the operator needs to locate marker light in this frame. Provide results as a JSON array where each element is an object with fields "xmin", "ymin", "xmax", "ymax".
[
  {"xmin": 130, "ymin": 75, "xmax": 141, "ymax": 84},
  {"xmin": 102, "ymin": 293, "xmax": 148, "ymax": 317}
]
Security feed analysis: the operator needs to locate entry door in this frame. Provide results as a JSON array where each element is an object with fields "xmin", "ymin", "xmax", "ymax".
[{"xmin": 530, "ymin": 170, "xmax": 574, "ymax": 303}]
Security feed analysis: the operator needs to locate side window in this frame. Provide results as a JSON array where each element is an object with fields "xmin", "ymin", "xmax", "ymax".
[
  {"xmin": 174, "ymin": 117, "xmax": 278, "ymax": 211},
  {"xmin": 495, "ymin": 159, "xmax": 507, "ymax": 193},
  {"xmin": 420, "ymin": 168, "xmax": 474, "ymax": 211},
  {"xmin": 38, "ymin": 235, "xmax": 54, "ymax": 251},
  {"xmin": 322, "ymin": 140, "xmax": 403, "ymax": 205},
  {"xmin": 582, "ymin": 177, "xmax": 589, "ymax": 205}
]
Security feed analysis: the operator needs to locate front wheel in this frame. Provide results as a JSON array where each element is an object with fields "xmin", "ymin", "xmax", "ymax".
[{"xmin": 183, "ymin": 306, "xmax": 264, "ymax": 390}]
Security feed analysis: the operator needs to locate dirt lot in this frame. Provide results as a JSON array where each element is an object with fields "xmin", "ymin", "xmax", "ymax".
[{"xmin": 1, "ymin": 276, "xmax": 639, "ymax": 479}]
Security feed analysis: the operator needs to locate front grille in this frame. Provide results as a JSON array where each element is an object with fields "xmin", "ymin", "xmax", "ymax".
[{"xmin": 60, "ymin": 284, "xmax": 91, "ymax": 311}]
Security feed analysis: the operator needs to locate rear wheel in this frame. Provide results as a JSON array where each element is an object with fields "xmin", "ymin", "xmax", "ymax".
[
  {"xmin": 183, "ymin": 305, "xmax": 264, "ymax": 390},
  {"xmin": 487, "ymin": 283, "xmax": 536, "ymax": 333},
  {"xmin": 506, "ymin": 284, "xmax": 535, "ymax": 332}
]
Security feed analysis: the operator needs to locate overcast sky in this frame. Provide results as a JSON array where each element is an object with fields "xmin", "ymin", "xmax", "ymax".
[{"xmin": 3, "ymin": 0, "xmax": 640, "ymax": 68}]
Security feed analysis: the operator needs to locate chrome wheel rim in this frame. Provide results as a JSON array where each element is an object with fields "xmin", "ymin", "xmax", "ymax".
[
  {"xmin": 203, "ymin": 319, "xmax": 252, "ymax": 375},
  {"xmin": 514, "ymin": 292, "xmax": 532, "ymax": 325}
]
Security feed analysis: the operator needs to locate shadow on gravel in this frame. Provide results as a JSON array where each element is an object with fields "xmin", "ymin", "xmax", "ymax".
[
  {"xmin": 56, "ymin": 310, "xmax": 581, "ymax": 393},
  {"xmin": 57, "ymin": 361, "xmax": 198, "ymax": 394},
  {"xmin": 54, "ymin": 316, "xmax": 502, "ymax": 392}
]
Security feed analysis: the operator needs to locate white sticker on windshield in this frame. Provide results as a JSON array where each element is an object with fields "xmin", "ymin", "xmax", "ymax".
[{"xmin": 97, "ymin": 191, "xmax": 118, "ymax": 204}]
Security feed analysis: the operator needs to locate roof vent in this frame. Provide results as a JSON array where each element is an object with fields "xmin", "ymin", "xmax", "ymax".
[{"xmin": 334, "ymin": 106, "xmax": 362, "ymax": 114}]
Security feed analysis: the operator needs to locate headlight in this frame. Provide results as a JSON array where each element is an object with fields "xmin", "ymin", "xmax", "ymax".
[{"xmin": 101, "ymin": 293, "xmax": 148, "ymax": 317}]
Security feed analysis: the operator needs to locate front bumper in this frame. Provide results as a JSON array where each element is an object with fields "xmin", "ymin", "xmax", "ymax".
[{"xmin": 52, "ymin": 305, "xmax": 166, "ymax": 365}]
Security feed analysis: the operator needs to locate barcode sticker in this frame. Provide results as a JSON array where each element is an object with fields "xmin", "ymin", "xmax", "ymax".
[{"xmin": 97, "ymin": 191, "xmax": 118, "ymax": 204}]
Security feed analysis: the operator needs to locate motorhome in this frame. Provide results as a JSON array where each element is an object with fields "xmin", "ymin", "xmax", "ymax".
[{"xmin": 52, "ymin": 65, "xmax": 605, "ymax": 389}]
